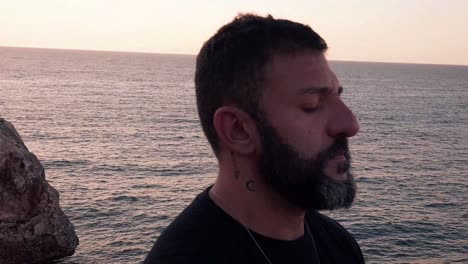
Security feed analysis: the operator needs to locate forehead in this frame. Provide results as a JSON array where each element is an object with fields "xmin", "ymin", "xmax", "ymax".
[{"xmin": 262, "ymin": 51, "xmax": 338, "ymax": 96}]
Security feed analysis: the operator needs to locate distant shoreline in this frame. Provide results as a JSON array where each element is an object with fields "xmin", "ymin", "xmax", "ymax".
[{"xmin": 1, "ymin": 45, "xmax": 467, "ymax": 67}]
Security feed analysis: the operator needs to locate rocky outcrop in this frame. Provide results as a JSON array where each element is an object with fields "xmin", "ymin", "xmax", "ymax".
[{"xmin": 0, "ymin": 118, "xmax": 79, "ymax": 264}]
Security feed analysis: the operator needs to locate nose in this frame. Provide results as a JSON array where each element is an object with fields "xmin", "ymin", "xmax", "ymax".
[{"xmin": 326, "ymin": 98, "xmax": 360, "ymax": 138}]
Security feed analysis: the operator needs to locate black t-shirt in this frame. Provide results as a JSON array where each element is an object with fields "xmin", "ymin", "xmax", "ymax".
[{"xmin": 144, "ymin": 187, "xmax": 365, "ymax": 264}]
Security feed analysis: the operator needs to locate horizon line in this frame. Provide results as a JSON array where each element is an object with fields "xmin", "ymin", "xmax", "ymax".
[{"xmin": 2, "ymin": 45, "xmax": 467, "ymax": 67}]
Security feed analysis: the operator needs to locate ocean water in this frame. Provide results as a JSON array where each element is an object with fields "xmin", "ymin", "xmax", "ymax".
[{"xmin": 0, "ymin": 46, "xmax": 467, "ymax": 264}]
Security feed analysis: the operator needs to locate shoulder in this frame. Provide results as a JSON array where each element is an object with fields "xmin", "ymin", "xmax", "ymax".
[
  {"xmin": 307, "ymin": 210, "xmax": 365, "ymax": 263},
  {"xmin": 308, "ymin": 210, "xmax": 355, "ymax": 238},
  {"xmin": 144, "ymin": 188, "xmax": 237, "ymax": 264}
]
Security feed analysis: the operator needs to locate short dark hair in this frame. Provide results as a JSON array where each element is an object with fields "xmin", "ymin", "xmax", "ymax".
[{"xmin": 195, "ymin": 13, "xmax": 328, "ymax": 156}]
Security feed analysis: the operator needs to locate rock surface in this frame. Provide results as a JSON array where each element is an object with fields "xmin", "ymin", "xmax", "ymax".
[{"xmin": 0, "ymin": 118, "xmax": 79, "ymax": 264}]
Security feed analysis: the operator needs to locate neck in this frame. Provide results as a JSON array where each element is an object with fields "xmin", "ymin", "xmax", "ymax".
[{"xmin": 210, "ymin": 159, "xmax": 306, "ymax": 240}]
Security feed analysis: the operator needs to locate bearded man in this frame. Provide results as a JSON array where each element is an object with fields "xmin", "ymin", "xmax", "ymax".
[{"xmin": 145, "ymin": 14, "xmax": 364, "ymax": 264}]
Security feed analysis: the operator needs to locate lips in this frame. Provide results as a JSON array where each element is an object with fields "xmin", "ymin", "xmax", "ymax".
[
  {"xmin": 329, "ymin": 150, "xmax": 347, "ymax": 161},
  {"xmin": 323, "ymin": 159, "xmax": 349, "ymax": 182},
  {"xmin": 323, "ymin": 148, "xmax": 350, "ymax": 180}
]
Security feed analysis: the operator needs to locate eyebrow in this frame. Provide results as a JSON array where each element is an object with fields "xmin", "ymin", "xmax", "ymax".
[{"xmin": 299, "ymin": 86, "xmax": 344, "ymax": 95}]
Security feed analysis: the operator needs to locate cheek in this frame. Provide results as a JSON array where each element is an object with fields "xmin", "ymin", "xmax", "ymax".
[
  {"xmin": 266, "ymin": 108, "xmax": 329, "ymax": 157},
  {"xmin": 281, "ymin": 122, "xmax": 325, "ymax": 158},
  {"xmin": 303, "ymin": 127, "xmax": 324, "ymax": 157},
  {"xmin": 308, "ymin": 120, "xmax": 332, "ymax": 155}
]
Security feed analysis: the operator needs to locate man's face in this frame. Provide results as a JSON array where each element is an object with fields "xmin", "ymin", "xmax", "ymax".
[{"xmin": 256, "ymin": 51, "xmax": 360, "ymax": 210}]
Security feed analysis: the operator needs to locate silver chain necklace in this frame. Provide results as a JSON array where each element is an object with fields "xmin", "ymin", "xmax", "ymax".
[
  {"xmin": 210, "ymin": 189, "xmax": 321, "ymax": 264},
  {"xmin": 244, "ymin": 220, "xmax": 321, "ymax": 264}
]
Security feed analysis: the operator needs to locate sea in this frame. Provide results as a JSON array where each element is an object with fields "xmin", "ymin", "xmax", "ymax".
[{"xmin": 0, "ymin": 46, "xmax": 467, "ymax": 264}]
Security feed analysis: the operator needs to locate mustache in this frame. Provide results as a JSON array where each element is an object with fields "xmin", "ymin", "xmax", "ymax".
[
  {"xmin": 324, "ymin": 137, "xmax": 349, "ymax": 159},
  {"xmin": 318, "ymin": 137, "xmax": 351, "ymax": 174}
]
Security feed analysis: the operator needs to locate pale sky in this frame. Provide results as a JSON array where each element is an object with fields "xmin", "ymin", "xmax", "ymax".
[{"xmin": 1, "ymin": 0, "xmax": 467, "ymax": 65}]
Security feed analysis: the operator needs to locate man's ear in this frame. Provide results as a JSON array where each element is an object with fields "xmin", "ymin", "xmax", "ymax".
[{"xmin": 213, "ymin": 106, "xmax": 257, "ymax": 155}]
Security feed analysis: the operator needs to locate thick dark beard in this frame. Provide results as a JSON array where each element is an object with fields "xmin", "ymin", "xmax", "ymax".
[{"xmin": 256, "ymin": 116, "xmax": 356, "ymax": 211}]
